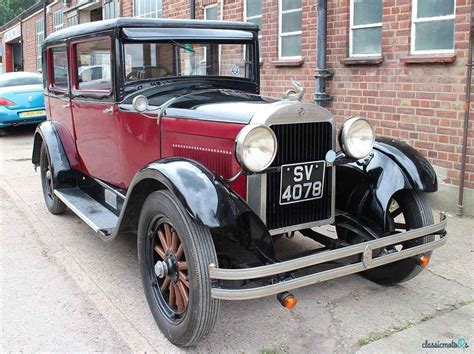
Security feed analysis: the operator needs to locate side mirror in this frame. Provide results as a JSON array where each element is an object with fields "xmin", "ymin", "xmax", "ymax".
[{"xmin": 132, "ymin": 95, "xmax": 149, "ymax": 113}]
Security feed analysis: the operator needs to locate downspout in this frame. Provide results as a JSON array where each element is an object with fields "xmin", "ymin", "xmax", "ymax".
[
  {"xmin": 457, "ymin": 2, "xmax": 474, "ymax": 217},
  {"xmin": 314, "ymin": 0, "xmax": 333, "ymax": 107},
  {"xmin": 43, "ymin": 0, "xmax": 48, "ymax": 37},
  {"xmin": 190, "ymin": 0, "xmax": 195, "ymax": 19}
]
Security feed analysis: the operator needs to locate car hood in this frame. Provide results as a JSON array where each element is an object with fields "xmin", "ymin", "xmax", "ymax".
[
  {"xmin": 162, "ymin": 89, "xmax": 280, "ymax": 124},
  {"xmin": 0, "ymin": 84, "xmax": 44, "ymax": 110}
]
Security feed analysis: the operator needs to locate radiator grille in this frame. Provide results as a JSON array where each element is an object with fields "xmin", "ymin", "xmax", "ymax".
[{"xmin": 266, "ymin": 122, "xmax": 333, "ymax": 231}]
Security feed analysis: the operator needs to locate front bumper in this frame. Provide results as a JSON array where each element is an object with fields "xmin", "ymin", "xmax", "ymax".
[{"xmin": 209, "ymin": 214, "xmax": 447, "ymax": 300}]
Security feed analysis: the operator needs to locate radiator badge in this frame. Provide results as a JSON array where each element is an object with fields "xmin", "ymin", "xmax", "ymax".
[{"xmin": 298, "ymin": 107, "xmax": 305, "ymax": 117}]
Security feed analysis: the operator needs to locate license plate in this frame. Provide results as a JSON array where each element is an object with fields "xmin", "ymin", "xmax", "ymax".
[
  {"xmin": 19, "ymin": 110, "xmax": 45, "ymax": 118},
  {"xmin": 279, "ymin": 161, "xmax": 326, "ymax": 205}
]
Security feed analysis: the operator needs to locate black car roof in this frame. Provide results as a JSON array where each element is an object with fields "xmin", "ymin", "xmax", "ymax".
[{"xmin": 44, "ymin": 17, "xmax": 259, "ymax": 44}]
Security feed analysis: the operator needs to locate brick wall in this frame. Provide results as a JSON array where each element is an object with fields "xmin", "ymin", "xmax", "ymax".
[{"xmin": 2, "ymin": 0, "xmax": 472, "ymax": 193}]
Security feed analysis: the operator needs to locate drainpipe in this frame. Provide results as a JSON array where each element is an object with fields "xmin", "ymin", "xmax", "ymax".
[
  {"xmin": 43, "ymin": 0, "xmax": 48, "ymax": 37},
  {"xmin": 190, "ymin": 0, "xmax": 195, "ymax": 19},
  {"xmin": 314, "ymin": 0, "xmax": 333, "ymax": 107},
  {"xmin": 457, "ymin": 2, "xmax": 474, "ymax": 217}
]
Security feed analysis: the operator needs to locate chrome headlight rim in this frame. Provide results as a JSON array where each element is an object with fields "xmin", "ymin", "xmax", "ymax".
[
  {"xmin": 339, "ymin": 117, "xmax": 375, "ymax": 160},
  {"xmin": 235, "ymin": 124, "xmax": 278, "ymax": 173}
]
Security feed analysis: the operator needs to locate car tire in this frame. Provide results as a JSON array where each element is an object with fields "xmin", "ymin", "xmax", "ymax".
[
  {"xmin": 361, "ymin": 190, "xmax": 434, "ymax": 285},
  {"xmin": 40, "ymin": 144, "xmax": 67, "ymax": 215},
  {"xmin": 138, "ymin": 190, "xmax": 219, "ymax": 347}
]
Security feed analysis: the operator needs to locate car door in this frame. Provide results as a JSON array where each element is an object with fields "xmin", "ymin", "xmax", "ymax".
[
  {"xmin": 46, "ymin": 45, "xmax": 81, "ymax": 169},
  {"xmin": 70, "ymin": 36, "xmax": 124, "ymax": 187}
]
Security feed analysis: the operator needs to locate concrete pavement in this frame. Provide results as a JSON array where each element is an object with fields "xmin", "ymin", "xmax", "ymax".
[{"xmin": 1, "ymin": 126, "xmax": 473, "ymax": 352}]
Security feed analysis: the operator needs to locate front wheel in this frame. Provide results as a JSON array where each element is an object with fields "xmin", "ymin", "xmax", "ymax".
[
  {"xmin": 338, "ymin": 190, "xmax": 434, "ymax": 285},
  {"xmin": 137, "ymin": 190, "xmax": 219, "ymax": 347}
]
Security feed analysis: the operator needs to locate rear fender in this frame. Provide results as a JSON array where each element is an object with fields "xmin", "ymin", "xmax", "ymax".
[
  {"xmin": 115, "ymin": 158, "xmax": 275, "ymax": 265},
  {"xmin": 32, "ymin": 121, "xmax": 76, "ymax": 189},
  {"xmin": 336, "ymin": 138, "xmax": 438, "ymax": 227}
]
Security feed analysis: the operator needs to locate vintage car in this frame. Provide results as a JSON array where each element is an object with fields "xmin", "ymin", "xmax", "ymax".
[{"xmin": 32, "ymin": 18, "xmax": 447, "ymax": 346}]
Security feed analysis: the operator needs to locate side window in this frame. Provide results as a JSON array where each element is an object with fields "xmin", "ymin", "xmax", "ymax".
[
  {"xmin": 50, "ymin": 47, "xmax": 68, "ymax": 92},
  {"xmin": 75, "ymin": 39, "xmax": 112, "ymax": 92},
  {"xmin": 350, "ymin": 0, "xmax": 382, "ymax": 56}
]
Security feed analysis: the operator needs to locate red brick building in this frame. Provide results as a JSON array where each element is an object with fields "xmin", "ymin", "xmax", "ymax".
[{"xmin": 0, "ymin": 0, "xmax": 473, "ymax": 215}]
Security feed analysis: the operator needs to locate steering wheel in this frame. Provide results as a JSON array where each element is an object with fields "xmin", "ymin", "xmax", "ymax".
[{"xmin": 126, "ymin": 64, "xmax": 173, "ymax": 80}]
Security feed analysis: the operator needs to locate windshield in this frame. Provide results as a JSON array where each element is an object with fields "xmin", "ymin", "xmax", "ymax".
[
  {"xmin": 0, "ymin": 74, "xmax": 42, "ymax": 87},
  {"xmin": 124, "ymin": 41, "xmax": 255, "ymax": 82}
]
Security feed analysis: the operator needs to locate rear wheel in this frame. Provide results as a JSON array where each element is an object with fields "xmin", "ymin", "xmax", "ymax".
[
  {"xmin": 338, "ymin": 190, "xmax": 434, "ymax": 285},
  {"xmin": 40, "ymin": 144, "xmax": 67, "ymax": 214},
  {"xmin": 138, "ymin": 190, "xmax": 219, "ymax": 347}
]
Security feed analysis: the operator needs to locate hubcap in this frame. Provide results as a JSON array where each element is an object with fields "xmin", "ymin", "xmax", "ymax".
[{"xmin": 152, "ymin": 222, "xmax": 189, "ymax": 315}]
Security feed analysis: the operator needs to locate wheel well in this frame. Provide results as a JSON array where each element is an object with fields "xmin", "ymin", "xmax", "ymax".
[
  {"xmin": 118, "ymin": 178, "xmax": 167, "ymax": 235},
  {"xmin": 32, "ymin": 133, "xmax": 44, "ymax": 166}
]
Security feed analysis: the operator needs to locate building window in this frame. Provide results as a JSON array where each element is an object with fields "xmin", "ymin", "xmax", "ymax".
[
  {"xmin": 104, "ymin": 0, "xmax": 120, "ymax": 20},
  {"xmin": 411, "ymin": 0, "xmax": 455, "ymax": 54},
  {"xmin": 244, "ymin": 0, "xmax": 262, "ymax": 56},
  {"xmin": 204, "ymin": 4, "xmax": 218, "ymax": 20},
  {"xmin": 53, "ymin": 10, "xmax": 64, "ymax": 32},
  {"xmin": 279, "ymin": 0, "xmax": 302, "ymax": 59},
  {"xmin": 134, "ymin": 0, "xmax": 162, "ymax": 18},
  {"xmin": 36, "ymin": 19, "xmax": 45, "ymax": 71},
  {"xmin": 67, "ymin": 14, "xmax": 78, "ymax": 27},
  {"xmin": 350, "ymin": 0, "xmax": 382, "ymax": 57}
]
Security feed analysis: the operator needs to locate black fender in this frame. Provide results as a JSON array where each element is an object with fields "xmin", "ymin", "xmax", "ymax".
[
  {"xmin": 336, "ymin": 137, "xmax": 438, "ymax": 230},
  {"xmin": 32, "ymin": 121, "xmax": 76, "ymax": 190},
  {"xmin": 115, "ymin": 158, "xmax": 275, "ymax": 265}
]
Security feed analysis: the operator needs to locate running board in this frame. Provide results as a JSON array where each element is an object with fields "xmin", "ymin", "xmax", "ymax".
[{"xmin": 54, "ymin": 188, "xmax": 118, "ymax": 237}]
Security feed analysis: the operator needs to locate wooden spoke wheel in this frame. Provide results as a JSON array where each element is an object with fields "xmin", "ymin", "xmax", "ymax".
[
  {"xmin": 152, "ymin": 221, "xmax": 190, "ymax": 316},
  {"xmin": 138, "ymin": 190, "xmax": 219, "ymax": 347}
]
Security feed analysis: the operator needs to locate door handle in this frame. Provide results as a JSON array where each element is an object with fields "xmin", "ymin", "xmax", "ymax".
[
  {"xmin": 61, "ymin": 103, "xmax": 70, "ymax": 109},
  {"xmin": 103, "ymin": 106, "xmax": 113, "ymax": 114}
]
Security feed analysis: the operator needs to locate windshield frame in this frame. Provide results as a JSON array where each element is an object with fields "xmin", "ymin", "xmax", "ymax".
[{"xmin": 120, "ymin": 37, "xmax": 259, "ymax": 88}]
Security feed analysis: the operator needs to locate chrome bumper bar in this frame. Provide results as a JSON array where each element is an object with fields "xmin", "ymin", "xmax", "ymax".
[{"xmin": 210, "ymin": 216, "xmax": 447, "ymax": 300}]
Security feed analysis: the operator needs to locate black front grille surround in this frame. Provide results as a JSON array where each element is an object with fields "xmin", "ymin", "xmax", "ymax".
[{"xmin": 266, "ymin": 122, "xmax": 333, "ymax": 231}]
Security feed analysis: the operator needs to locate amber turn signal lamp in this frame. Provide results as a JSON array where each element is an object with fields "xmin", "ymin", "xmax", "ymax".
[
  {"xmin": 277, "ymin": 291, "xmax": 297, "ymax": 309},
  {"xmin": 419, "ymin": 255, "xmax": 430, "ymax": 268}
]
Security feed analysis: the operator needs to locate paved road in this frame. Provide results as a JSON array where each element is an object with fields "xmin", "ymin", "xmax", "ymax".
[{"xmin": 1, "ymin": 126, "xmax": 473, "ymax": 352}]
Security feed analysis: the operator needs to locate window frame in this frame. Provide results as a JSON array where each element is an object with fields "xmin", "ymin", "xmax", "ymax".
[
  {"xmin": 278, "ymin": 0, "xmax": 303, "ymax": 60},
  {"xmin": 349, "ymin": 0, "xmax": 383, "ymax": 57},
  {"xmin": 133, "ymin": 0, "xmax": 163, "ymax": 18},
  {"xmin": 53, "ymin": 10, "xmax": 64, "ymax": 32},
  {"xmin": 71, "ymin": 36, "xmax": 114, "ymax": 98},
  {"xmin": 204, "ymin": 3, "xmax": 218, "ymax": 20},
  {"xmin": 411, "ymin": 0, "xmax": 456, "ymax": 55},
  {"xmin": 36, "ymin": 19, "xmax": 45, "ymax": 71},
  {"xmin": 103, "ymin": 0, "xmax": 120, "ymax": 20},
  {"xmin": 244, "ymin": 0, "xmax": 262, "ymax": 59},
  {"xmin": 47, "ymin": 45, "xmax": 69, "ymax": 95}
]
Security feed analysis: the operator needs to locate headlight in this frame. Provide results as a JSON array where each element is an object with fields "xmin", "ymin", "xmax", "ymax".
[
  {"xmin": 235, "ymin": 124, "xmax": 277, "ymax": 172},
  {"xmin": 339, "ymin": 117, "xmax": 375, "ymax": 159}
]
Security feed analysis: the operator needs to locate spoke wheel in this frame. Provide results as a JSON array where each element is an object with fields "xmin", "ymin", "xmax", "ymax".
[
  {"xmin": 150, "ymin": 220, "xmax": 190, "ymax": 319},
  {"xmin": 138, "ymin": 190, "xmax": 219, "ymax": 346}
]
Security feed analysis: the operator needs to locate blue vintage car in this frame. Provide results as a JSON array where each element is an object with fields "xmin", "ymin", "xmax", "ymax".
[{"xmin": 0, "ymin": 72, "xmax": 46, "ymax": 132}]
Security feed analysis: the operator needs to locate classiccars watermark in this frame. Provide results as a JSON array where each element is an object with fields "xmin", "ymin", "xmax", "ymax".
[{"xmin": 422, "ymin": 338, "xmax": 469, "ymax": 349}]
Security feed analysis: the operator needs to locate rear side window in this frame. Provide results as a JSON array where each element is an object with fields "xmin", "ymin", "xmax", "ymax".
[
  {"xmin": 75, "ymin": 39, "xmax": 112, "ymax": 92},
  {"xmin": 51, "ymin": 47, "xmax": 68, "ymax": 91}
]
